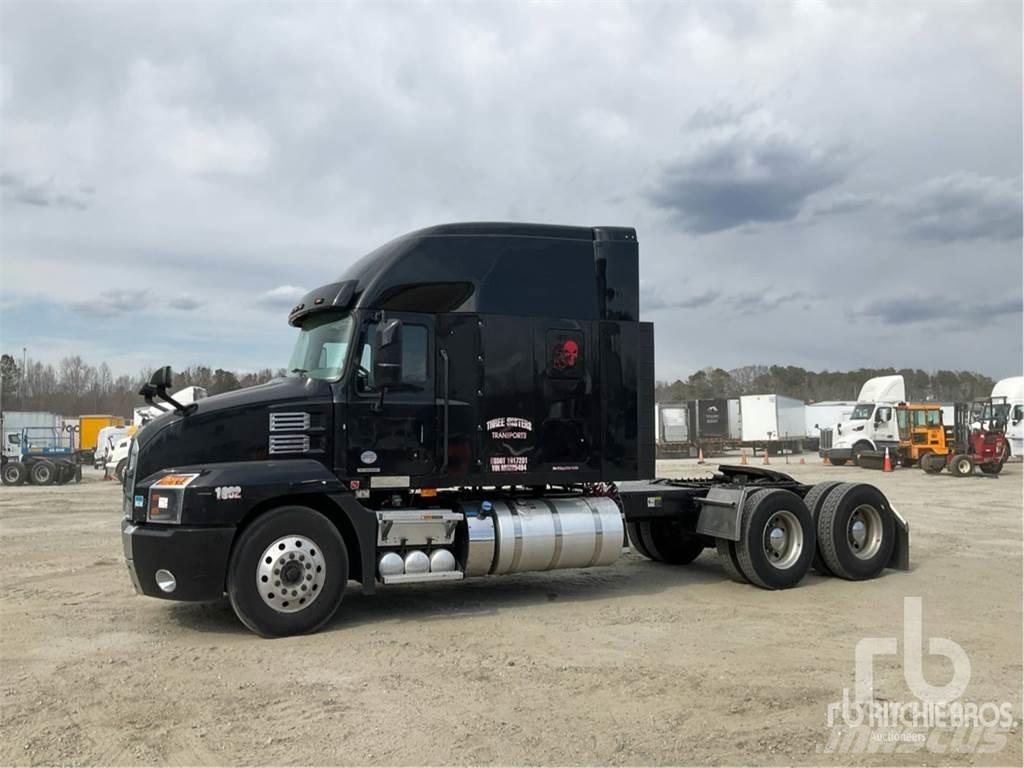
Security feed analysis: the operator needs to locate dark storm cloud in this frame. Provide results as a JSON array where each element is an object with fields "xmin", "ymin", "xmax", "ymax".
[
  {"xmin": 647, "ymin": 106, "xmax": 848, "ymax": 234},
  {"xmin": 851, "ymin": 294, "xmax": 1022, "ymax": 325},
  {"xmin": 0, "ymin": 172, "xmax": 95, "ymax": 210},
  {"xmin": 894, "ymin": 173, "xmax": 1022, "ymax": 242}
]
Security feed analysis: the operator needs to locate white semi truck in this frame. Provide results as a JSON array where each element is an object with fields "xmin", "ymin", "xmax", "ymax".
[
  {"xmin": 989, "ymin": 376, "xmax": 1023, "ymax": 460},
  {"xmin": 818, "ymin": 375, "xmax": 906, "ymax": 466}
]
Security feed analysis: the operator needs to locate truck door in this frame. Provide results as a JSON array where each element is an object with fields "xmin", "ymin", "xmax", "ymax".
[
  {"xmin": 346, "ymin": 315, "xmax": 437, "ymax": 479},
  {"xmin": 874, "ymin": 405, "xmax": 897, "ymax": 444}
]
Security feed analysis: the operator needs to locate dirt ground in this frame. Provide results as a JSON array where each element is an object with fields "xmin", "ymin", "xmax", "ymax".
[{"xmin": 1, "ymin": 458, "xmax": 1021, "ymax": 767}]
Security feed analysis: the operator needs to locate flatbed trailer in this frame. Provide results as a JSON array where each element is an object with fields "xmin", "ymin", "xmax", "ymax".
[{"xmin": 121, "ymin": 223, "xmax": 909, "ymax": 637}]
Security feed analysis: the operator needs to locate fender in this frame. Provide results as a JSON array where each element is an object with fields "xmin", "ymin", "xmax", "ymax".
[{"xmin": 136, "ymin": 459, "xmax": 379, "ymax": 592}]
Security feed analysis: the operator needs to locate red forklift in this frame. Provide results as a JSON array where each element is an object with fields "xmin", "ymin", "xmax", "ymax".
[{"xmin": 920, "ymin": 399, "xmax": 1007, "ymax": 476}]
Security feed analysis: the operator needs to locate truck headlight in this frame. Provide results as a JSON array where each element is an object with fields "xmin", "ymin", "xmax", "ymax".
[{"xmin": 146, "ymin": 473, "xmax": 200, "ymax": 524}]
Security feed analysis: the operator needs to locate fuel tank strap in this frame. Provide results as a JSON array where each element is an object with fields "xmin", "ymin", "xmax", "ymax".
[
  {"xmin": 584, "ymin": 498, "xmax": 605, "ymax": 567},
  {"xmin": 539, "ymin": 499, "xmax": 564, "ymax": 570}
]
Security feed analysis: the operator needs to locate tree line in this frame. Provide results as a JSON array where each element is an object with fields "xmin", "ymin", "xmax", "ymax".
[
  {"xmin": 0, "ymin": 354, "xmax": 283, "ymax": 418},
  {"xmin": 656, "ymin": 365, "xmax": 997, "ymax": 404},
  {"xmin": 0, "ymin": 353, "xmax": 1000, "ymax": 417}
]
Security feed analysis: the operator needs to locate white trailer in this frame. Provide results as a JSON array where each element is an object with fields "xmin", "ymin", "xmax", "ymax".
[
  {"xmin": 0, "ymin": 411, "xmax": 61, "ymax": 461},
  {"xmin": 991, "ymin": 376, "xmax": 1023, "ymax": 460},
  {"xmin": 804, "ymin": 401, "xmax": 857, "ymax": 450},
  {"xmin": 740, "ymin": 394, "xmax": 806, "ymax": 454},
  {"xmin": 727, "ymin": 398, "xmax": 741, "ymax": 441},
  {"xmin": 656, "ymin": 402, "xmax": 696, "ymax": 458}
]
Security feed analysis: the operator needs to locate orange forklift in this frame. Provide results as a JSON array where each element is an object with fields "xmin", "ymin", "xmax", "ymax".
[
  {"xmin": 861, "ymin": 401, "xmax": 1006, "ymax": 476},
  {"xmin": 907, "ymin": 401, "xmax": 1006, "ymax": 476}
]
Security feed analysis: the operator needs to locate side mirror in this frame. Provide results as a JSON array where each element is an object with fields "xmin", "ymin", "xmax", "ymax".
[
  {"xmin": 149, "ymin": 366, "xmax": 173, "ymax": 391},
  {"xmin": 372, "ymin": 319, "xmax": 403, "ymax": 388}
]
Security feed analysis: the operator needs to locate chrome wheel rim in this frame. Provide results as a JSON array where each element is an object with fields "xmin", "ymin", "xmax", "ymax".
[
  {"xmin": 256, "ymin": 535, "xmax": 326, "ymax": 613},
  {"xmin": 849, "ymin": 504, "xmax": 883, "ymax": 560},
  {"xmin": 762, "ymin": 510, "xmax": 803, "ymax": 570}
]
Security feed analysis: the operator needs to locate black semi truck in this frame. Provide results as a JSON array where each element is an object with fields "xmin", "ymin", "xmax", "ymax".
[{"xmin": 121, "ymin": 223, "xmax": 908, "ymax": 637}]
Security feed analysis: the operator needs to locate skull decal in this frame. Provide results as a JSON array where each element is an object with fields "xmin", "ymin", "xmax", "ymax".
[{"xmin": 554, "ymin": 339, "xmax": 580, "ymax": 370}]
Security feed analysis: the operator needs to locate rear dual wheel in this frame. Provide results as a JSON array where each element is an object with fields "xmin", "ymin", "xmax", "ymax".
[
  {"xmin": 816, "ymin": 483, "xmax": 895, "ymax": 580},
  {"xmin": 28, "ymin": 460, "xmax": 56, "ymax": 486},
  {"xmin": 628, "ymin": 520, "xmax": 705, "ymax": 564}
]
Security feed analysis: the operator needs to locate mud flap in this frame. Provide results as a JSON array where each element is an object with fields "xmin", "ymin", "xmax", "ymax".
[
  {"xmin": 694, "ymin": 487, "xmax": 754, "ymax": 542},
  {"xmin": 888, "ymin": 504, "xmax": 910, "ymax": 571}
]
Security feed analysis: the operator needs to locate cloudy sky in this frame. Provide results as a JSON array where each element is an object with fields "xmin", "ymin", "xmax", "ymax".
[{"xmin": 1, "ymin": 1, "xmax": 1021, "ymax": 382}]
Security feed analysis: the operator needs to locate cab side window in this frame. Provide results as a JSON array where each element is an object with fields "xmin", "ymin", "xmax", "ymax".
[
  {"xmin": 876, "ymin": 406, "xmax": 892, "ymax": 423},
  {"xmin": 356, "ymin": 323, "xmax": 430, "ymax": 393},
  {"xmin": 1013, "ymin": 405, "xmax": 1023, "ymax": 423}
]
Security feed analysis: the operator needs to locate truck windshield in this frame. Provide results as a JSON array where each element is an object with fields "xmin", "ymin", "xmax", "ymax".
[
  {"xmin": 850, "ymin": 404, "xmax": 874, "ymax": 420},
  {"xmin": 287, "ymin": 313, "xmax": 355, "ymax": 381}
]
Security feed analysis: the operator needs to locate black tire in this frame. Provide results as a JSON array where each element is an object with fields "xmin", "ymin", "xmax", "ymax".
[
  {"xmin": 948, "ymin": 454, "xmax": 974, "ymax": 478},
  {"xmin": 979, "ymin": 461, "xmax": 1004, "ymax": 475},
  {"xmin": 817, "ymin": 483, "xmax": 896, "ymax": 581},
  {"xmin": 56, "ymin": 461, "xmax": 75, "ymax": 485},
  {"xmin": 227, "ymin": 506, "xmax": 348, "ymax": 637},
  {"xmin": 115, "ymin": 459, "xmax": 127, "ymax": 484},
  {"xmin": 852, "ymin": 442, "xmax": 872, "ymax": 466},
  {"xmin": 734, "ymin": 489, "xmax": 815, "ymax": 589},
  {"xmin": 802, "ymin": 482, "xmax": 842, "ymax": 576},
  {"xmin": 715, "ymin": 538, "xmax": 749, "ymax": 583},
  {"xmin": 920, "ymin": 453, "xmax": 944, "ymax": 474},
  {"xmin": 828, "ymin": 457, "xmax": 849, "ymax": 467},
  {"xmin": 626, "ymin": 521, "xmax": 655, "ymax": 560},
  {"xmin": 74, "ymin": 465, "xmax": 82, "ymax": 483},
  {"xmin": 29, "ymin": 460, "xmax": 57, "ymax": 486},
  {"xmin": 639, "ymin": 519, "xmax": 705, "ymax": 564},
  {"xmin": 2, "ymin": 462, "xmax": 26, "ymax": 486}
]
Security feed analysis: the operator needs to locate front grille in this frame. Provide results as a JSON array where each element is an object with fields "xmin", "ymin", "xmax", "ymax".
[
  {"xmin": 820, "ymin": 428, "xmax": 833, "ymax": 450},
  {"xmin": 269, "ymin": 434, "xmax": 310, "ymax": 454},
  {"xmin": 270, "ymin": 412, "xmax": 311, "ymax": 431}
]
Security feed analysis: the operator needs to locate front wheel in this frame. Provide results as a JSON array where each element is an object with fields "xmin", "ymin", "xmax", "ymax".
[
  {"xmin": 948, "ymin": 454, "xmax": 974, "ymax": 477},
  {"xmin": 979, "ymin": 461, "xmax": 1004, "ymax": 475},
  {"xmin": 115, "ymin": 459, "xmax": 127, "ymax": 483},
  {"xmin": 227, "ymin": 506, "xmax": 348, "ymax": 637},
  {"xmin": 828, "ymin": 456, "xmax": 849, "ymax": 467},
  {"xmin": 920, "ymin": 453, "xmax": 945, "ymax": 474},
  {"xmin": 2, "ymin": 462, "xmax": 26, "ymax": 486}
]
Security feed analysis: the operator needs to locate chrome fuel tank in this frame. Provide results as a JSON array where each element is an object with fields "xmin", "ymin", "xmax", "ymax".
[{"xmin": 474, "ymin": 496, "xmax": 622, "ymax": 575}]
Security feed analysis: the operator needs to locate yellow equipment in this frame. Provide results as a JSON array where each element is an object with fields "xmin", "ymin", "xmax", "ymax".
[{"xmin": 78, "ymin": 415, "xmax": 126, "ymax": 454}]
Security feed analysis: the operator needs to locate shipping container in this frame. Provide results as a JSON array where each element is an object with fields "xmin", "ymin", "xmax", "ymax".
[
  {"xmin": 655, "ymin": 402, "xmax": 696, "ymax": 458},
  {"xmin": 740, "ymin": 394, "xmax": 806, "ymax": 452}
]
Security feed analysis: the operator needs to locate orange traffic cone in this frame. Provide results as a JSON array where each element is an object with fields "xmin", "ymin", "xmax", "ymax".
[
  {"xmin": 799, "ymin": 456, "xmax": 806, "ymax": 465},
  {"xmin": 762, "ymin": 450, "xmax": 770, "ymax": 465},
  {"xmin": 697, "ymin": 448, "xmax": 705, "ymax": 465},
  {"xmin": 740, "ymin": 450, "xmax": 748, "ymax": 465},
  {"xmin": 883, "ymin": 448, "xmax": 893, "ymax": 472}
]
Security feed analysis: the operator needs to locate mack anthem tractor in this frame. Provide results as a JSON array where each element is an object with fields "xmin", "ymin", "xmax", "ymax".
[{"xmin": 121, "ymin": 223, "xmax": 909, "ymax": 637}]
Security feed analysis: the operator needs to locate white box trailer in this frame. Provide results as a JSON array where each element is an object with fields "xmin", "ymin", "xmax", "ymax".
[
  {"xmin": 804, "ymin": 401, "xmax": 857, "ymax": 449},
  {"xmin": 727, "ymin": 398, "xmax": 741, "ymax": 441},
  {"xmin": 740, "ymin": 394, "xmax": 806, "ymax": 453},
  {"xmin": 656, "ymin": 402, "xmax": 696, "ymax": 458},
  {"xmin": 0, "ymin": 411, "xmax": 61, "ymax": 460}
]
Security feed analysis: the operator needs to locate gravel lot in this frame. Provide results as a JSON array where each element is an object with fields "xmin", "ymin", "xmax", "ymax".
[{"xmin": 1, "ymin": 459, "xmax": 1021, "ymax": 766}]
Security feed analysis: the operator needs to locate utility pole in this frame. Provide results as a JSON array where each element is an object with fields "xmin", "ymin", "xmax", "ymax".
[{"xmin": 21, "ymin": 347, "xmax": 27, "ymax": 410}]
